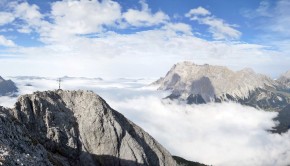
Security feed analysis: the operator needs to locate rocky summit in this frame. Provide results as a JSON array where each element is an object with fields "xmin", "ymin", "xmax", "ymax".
[
  {"xmin": 152, "ymin": 61, "xmax": 290, "ymax": 133},
  {"xmin": 153, "ymin": 61, "xmax": 290, "ymax": 112},
  {"xmin": 0, "ymin": 90, "xmax": 178, "ymax": 166},
  {"xmin": 0, "ymin": 76, "xmax": 18, "ymax": 96}
]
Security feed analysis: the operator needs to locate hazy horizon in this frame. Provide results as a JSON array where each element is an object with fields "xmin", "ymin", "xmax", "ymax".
[{"xmin": 0, "ymin": 0, "xmax": 289, "ymax": 78}]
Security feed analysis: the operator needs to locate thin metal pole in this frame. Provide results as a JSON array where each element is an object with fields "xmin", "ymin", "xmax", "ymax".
[{"xmin": 58, "ymin": 78, "xmax": 61, "ymax": 89}]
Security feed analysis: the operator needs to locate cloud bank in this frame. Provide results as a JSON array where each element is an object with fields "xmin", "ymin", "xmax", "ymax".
[
  {"xmin": 1, "ymin": 78, "xmax": 290, "ymax": 166},
  {"xmin": 110, "ymin": 96, "xmax": 290, "ymax": 166}
]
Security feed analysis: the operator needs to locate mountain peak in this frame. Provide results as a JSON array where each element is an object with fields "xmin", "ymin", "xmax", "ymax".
[
  {"xmin": 4, "ymin": 90, "xmax": 177, "ymax": 166},
  {"xmin": 157, "ymin": 62, "xmax": 275, "ymax": 101},
  {"xmin": 153, "ymin": 62, "xmax": 290, "ymax": 112}
]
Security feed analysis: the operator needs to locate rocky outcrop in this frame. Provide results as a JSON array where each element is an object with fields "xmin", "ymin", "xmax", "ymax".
[
  {"xmin": 0, "ymin": 76, "xmax": 18, "ymax": 96},
  {"xmin": 278, "ymin": 70, "xmax": 290, "ymax": 90},
  {"xmin": 0, "ymin": 106, "xmax": 52, "ymax": 166},
  {"xmin": 1, "ymin": 90, "xmax": 177, "ymax": 166},
  {"xmin": 153, "ymin": 61, "xmax": 290, "ymax": 111}
]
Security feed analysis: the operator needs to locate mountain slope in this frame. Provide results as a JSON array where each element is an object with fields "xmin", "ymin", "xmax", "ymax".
[
  {"xmin": 0, "ymin": 106, "xmax": 52, "ymax": 166},
  {"xmin": 0, "ymin": 76, "xmax": 18, "ymax": 96},
  {"xmin": 1, "ymin": 90, "xmax": 177, "ymax": 166},
  {"xmin": 278, "ymin": 70, "xmax": 290, "ymax": 90},
  {"xmin": 153, "ymin": 61, "xmax": 290, "ymax": 111}
]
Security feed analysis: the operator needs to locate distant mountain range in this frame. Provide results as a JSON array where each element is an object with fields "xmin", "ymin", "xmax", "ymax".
[
  {"xmin": 152, "ymin": 61, "xmax": 290, "ymax": 132},
  {"xmin": 0, "ymin": 76, "xmax": 18, "ymax": 96}
]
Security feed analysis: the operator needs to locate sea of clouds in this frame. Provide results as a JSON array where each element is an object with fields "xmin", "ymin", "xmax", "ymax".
[{"xmin": 1, "ymin": 77, "xmax": 290, "ymax": 166}]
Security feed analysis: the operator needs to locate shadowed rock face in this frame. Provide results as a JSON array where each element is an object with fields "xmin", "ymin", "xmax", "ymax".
[
  {"xmin": 0, "ymin": 76, "xmax": 18, "ymax": 96},
  {"xmin": 5, "ymin": 90, "xmax": 177, "ymax": 166}
]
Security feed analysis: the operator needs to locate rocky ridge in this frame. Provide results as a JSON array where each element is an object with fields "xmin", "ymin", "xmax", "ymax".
[
  {"xmin": 0, "ymin": 90, "xmax": 178, "ymax": 166},
  {"xmin": 153, "ymin": 62, "xmax": 290, "ymax": 133},
  {"xmin": 278, "ymin": 70, "xmax": 290, "ymax": 89},
  {"xmin": 153, "ymin": 61, "xmax": 290, "ymax": 111}
]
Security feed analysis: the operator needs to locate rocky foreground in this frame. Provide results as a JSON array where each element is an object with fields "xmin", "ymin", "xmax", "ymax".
[{"xmin": 0, "ymin": 90, "xmax": 185, "ymax": 166}]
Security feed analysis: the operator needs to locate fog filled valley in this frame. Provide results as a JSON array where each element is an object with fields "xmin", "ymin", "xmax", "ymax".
[
  {"xmin": 1, "ymin": 75, "xmax": 290, "ymax": 166},
  {"xmin": 1, "ymin": 0, "xmax": 290, "ymax": 165}
]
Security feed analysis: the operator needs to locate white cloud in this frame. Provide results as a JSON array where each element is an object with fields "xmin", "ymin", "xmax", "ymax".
[
  {"xmin": 4, "ymin": 78, "xmax": 290, "ymax": 166},
  {"xmin": 242, "ymin": 0, "xmax": 290, "ymax": 37},
  {"xmin": 0, "ymin": 35, "xmax": 16, "ymax": 47},
  {"xmin": 268, "ymin": 0, "xmax": 290, "ymax": 36},
  {"xmin": 0, "ymin": 1, "xmax": 288, "ymax": 78},
  {"xmin": 0, "ymin": 12, "xmax": 14, "ymax": 26},
  {"xmin": 6, "ymin": 0, "xmax": 122, "ymax": 43},
  {"xmin": 109, "ymin": 96, "xmax": 290, "ymax": 166},
  {"xmin": 1, "ymin": 27, "xmax": 287, "ymax": 78},
  {"xmin": 0, "ymin": 96, "xmax": 16, "ymax": 108},
  {"xmin": 242, "ymin": 1, "xmax": 272, "ymax": 18},
  {"xmin": 10, "ymin": 2, "xmax": 43, "ymax": 33},
  {"xmin": 162, "ymin": 23, "xmax": 192, "ymax": 35},
  {"xmin": 185, "ymin": 6, "xmax": 211, "ymax": 16},
  {"xmin": 50, "ymin": 0, "xmax": 121, "ymax": 35},
  {"xmin": 186, "ymin": 7, "xmax": 241, "ymax": 40},
  {"xmin": 122, "ymin": 0, "xmax": 169, "ymax": 27}
]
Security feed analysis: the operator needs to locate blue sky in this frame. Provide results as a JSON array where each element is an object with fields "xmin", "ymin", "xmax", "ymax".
[{"xmin": 0, "ymin": 0, "xmax": 289, "ymax": 78}]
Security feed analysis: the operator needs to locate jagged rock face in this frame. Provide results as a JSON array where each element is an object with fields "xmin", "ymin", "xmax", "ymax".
[
  {"xmin": 10, "ymin": 90, "xmax": 177, "ymax": 166},
  {"xmin": 278, "ymin": 70, "xmax": 290, "ymax": 89},
  {"xmin": 154, "ymin": 62, "xmax": 290, "ymax": 111},
  {"xmin": 0, "ymin": 76, "xmax": 18, "ymax": 96},
  {"xmin": 156, "ymin": 61, "xmax": 276, "ymax": 101},
  {"xmin": 0, "ymin": 106, "xmax": 52, "ymax": 166}
]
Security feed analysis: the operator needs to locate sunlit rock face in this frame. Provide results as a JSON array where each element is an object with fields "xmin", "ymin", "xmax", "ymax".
[
  {"xmin": 278, "ymin": 70, "xmax": 290, "ymax": 89},
  {"xmin": 154, "ymin": 61, "xmax": 290, "ymax": 111},
  {"xmin": 1, "ymin": 90, "xmax": 177, "ymax": 166}
]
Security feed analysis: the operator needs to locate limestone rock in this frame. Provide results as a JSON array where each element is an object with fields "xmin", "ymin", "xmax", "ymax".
[
  {"xmin": 278, "ymin": 70, "xmax": 290, "ymax": 89},
  {"xmin": 0, "ymin": 106, "xmax": 52, "ymax": 166},
  {"xmin": 155, "ymin": 61, "xmax": 276, "ymax": 101},
  {"xmin": 9, "ymin": 90, "xmax": 177, "ymax": 166},
  {"xmin": 153, "ymin": 61, "xmax": 290, "ymax": 111}
]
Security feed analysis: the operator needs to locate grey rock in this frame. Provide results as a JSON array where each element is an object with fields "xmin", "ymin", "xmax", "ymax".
[
  {"xmin": 153, "ymin": 61, "xmax": 290, "ymax": 111},
  {"xmin": 0, "ymin": 106, "xmax": 52, "ymax": 166},
  {"xmin": 0, "ymin": 76, "xmax": 18, "ymax": 96},
  {"xmin": 7, "ymin": 90, "xmax": 177, "ymax": 166},
  {"xmin": 277, "ymin": 70, "xmax": 290, "ymax": 90}
]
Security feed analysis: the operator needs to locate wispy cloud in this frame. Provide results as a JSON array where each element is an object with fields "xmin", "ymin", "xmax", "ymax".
[
  {"xmin": 0, "ymin": 12, "xmax": 14, "ymax": 26},
  {"xmin": 0, "ymin": 35, "xmax": 16, "ymax": 47},
  {"xmin": 185, "ymin": 6, "xmax": 211, "ymax": 16},
  {"xmin": 242, "ymin": 0, "xmax": 290, "ymax": 37},
  {"xmin": 122, "ymin": 0, "xmax": 169, "ymax": 27},
  {"xmin": 186, "ymin": 6, "xmax": 241, "ymax": 40}
]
